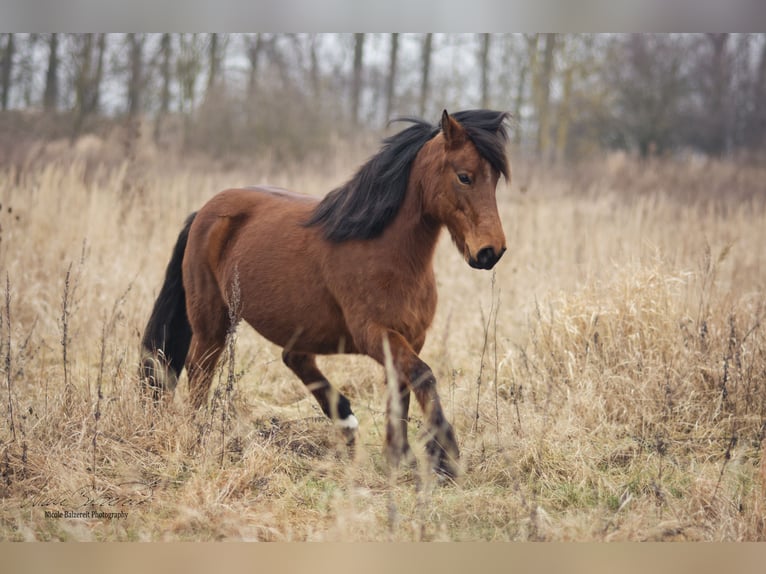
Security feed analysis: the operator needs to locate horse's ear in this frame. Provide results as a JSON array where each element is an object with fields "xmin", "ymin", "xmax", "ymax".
[{"xmin": 441, "ymin": 109, "xmax": 466, "ymax": 149}]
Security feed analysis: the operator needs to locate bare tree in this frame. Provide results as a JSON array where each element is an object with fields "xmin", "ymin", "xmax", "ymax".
[
  {"xmin": 158, "ymin": 33, "xmax": 172, "ymax": 114},
  {"xmin": 208, "ymin": 33, "xmax": 219, "ymax": 92},
  {"xmin": 606, "ymin": 34, "xmax": 690, "ymax": 156},
  {"xmin": 89, "ymin": 34, "xmax": 107, "ymax": 114},
  {"xmin": 177, "ymin": 33, "xmax": 203, "ymax": 114},
  {"xmin": 506, "ymin": 41, "xmax": 526, "ymax": 146},
  {"xmin": 706, "ymin": 33, "xmax": 730, "ymax": 155},
  {"xmin": 75, "ymin": 34, "xmax": 93, "ymax": 112},
  {"xmin": 1, "ymin": 34, "xmax": 15, "ymax": 110},
  {"xmin": 4, "ymin": 32, "xmax": 762, "ymax": 159},
  {"xmin": 14, "ymin": 34, "xmax": 40, "ymax": 108},
  {"xmin": 176, "ymin": 33, "xmax": 204, "ymax": 147},
  {"xmin": 351, "ymin": 33, "xmax": 365, "ymax": 125},
  {"xmin": 554, "ymin": 35, "xmax": 575, "ymax": 163},
  {"xmin": 206, "ymin": 33, "xmax": 227, "ymax": 98},
  {"xmin": 72, "ymin": 34, "xmax": 95, "ymax": 137},
  {"xmin": 309, "ymin": 34, "xmax": 321, "ymax": 99},
  {"xmin": 550, "ymin": 34, "xmax": 603, "ymax": 162},
  {"xmin": 43, "ymin": 33, "xmax": 59, "ymax": 111},
  {"xmin": 520, "ymin": 34, "xmax": 540, "ymax": 149},
  {"xmin": 385, "ymin": 33, "xmax": 399, "ymax": 122},
  {"xmin": 127, "ymin": 33, "xmax": 145, "ymax": 118},
  {"xmin": 72, "ymin": 33, "xmax": 105, "ymax": 117},
  {"xmin": 754, "ymin": 37, "xmax": 766, "ymax": 148},
  {"xmin": 536, "ymin": 33, "xmax": 557, "ymax": 160},
  {"xmin": 479, "ymin": 33, "xmax": 491, "ymax": 108},
  {"xmin": 246, "ymin": 33, "xmax": 264, "ymax": 98},
  {"xmin": 154, "ymin": 33, "xmax": 172, "ymax": 141},
  {"xmin": 419, "ymin": 33, "xmax": 433, "ymax": 117}
]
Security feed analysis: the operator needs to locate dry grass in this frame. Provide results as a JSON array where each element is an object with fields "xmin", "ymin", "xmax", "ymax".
[{"xmin": 1, "ymin": 135, "xmax": 765, "ymax": 541}]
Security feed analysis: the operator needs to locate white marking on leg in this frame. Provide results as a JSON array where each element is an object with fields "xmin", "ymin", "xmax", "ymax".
[{"xmin": 336, "ymin": 414, "xmax": 359, "ymax": 429}]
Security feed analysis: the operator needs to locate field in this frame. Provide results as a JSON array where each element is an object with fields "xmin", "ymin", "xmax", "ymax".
[{"xmin": 1, "ymin": 130, "xmax": 766, "ymax": 541}]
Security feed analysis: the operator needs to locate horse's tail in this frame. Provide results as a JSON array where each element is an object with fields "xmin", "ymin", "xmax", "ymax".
[{"xmin": 140, "ymin": 212, "xmax": 197, "ymax": 401}]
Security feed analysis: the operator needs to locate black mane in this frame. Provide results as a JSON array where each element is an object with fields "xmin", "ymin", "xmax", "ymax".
[
  {"xmin": 306, "ymin": 109, "xmax": 510, "ymax": 242},
  {"xmin": 452, "ymin": 109, "xmax": 511, "ymax": 181}
]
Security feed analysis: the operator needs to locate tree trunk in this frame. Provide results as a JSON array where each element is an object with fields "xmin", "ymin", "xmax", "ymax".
[
  {"xmin": 159, "ymin": 33, "xmax": 172, "ymax": 113},
  {"xmin": 1, "ymin": 34, "xmax": 15, "ymax": 110},
  {"xmin": 351, "ymin": 33, "xmax": 365, "ymax": 125},
  {"xmin": 247, "ymin": 33, "xmax": 263, "ymax": 97},
  {"xmin": 708, "ymin": 33, "xmax": 729, "ymax": 155},
  {"xmin": 385, "ymin": 33, "xmax": 399, "ymax": 122},
  {"xmin": 76, "ymin": 34, "xmax": 93, "ymax": 112},
  {"xmin": 177, "ymin": 33, "xmax": 202, "ymax": 117},
  {"xmin": 245, "ymin": 33, "xmax": 264, "ymax": 128},
  {"xmin": 17, "ymin": 34, "xmax": 39, "ymax": 108},
  {"xmin": 479, "ymin": 33, "xmax": 491, "ymax": 108},
  {"xmin": 755, "ymin": 39, "xmax": 766, "ymax": 148},
  {"xmin": 513, "ymin": 62, "xmax": 527, "ymax": 147},
  {"xmin": 43, "ymin": 33, "xmax": 59, "ymax": 111},
  {"xmin": 88, "ymin": 33, "xmax": 106, "ymax": 114},
  {"xmin": 419, "ymin": 33, "xmax": 433, "ymax": 117},
  {"xmin": 555, "ymin": 65, "xmax": 573, "ymax": 162},
  {"xmin": 207, "ymin": 33, "xmax": 220, "ymax": 97},
  {"xmin": 309, "ymin": 34, "xmax": 321, "ymax": 99},
  {"xmin": 536, "ymin": 33, "xmax": 557, "ymax": 160},
  {"xmin": 154, "ymin": 33, "xmax": 172, "ymax": 142},
  {"xmin": 524, "ymin": 35, "xmax": 540, "ymax": 149},
  {"xmin": 127, "ymin": 33, "xmax": 144, "ymax": 117},
  {"xmin": 177, "ymin": 33, "xmax": 203, "ymax": 148},
  {"xmin": 73, "ymin": 34, "xmax": 93, "ymax": 138}
]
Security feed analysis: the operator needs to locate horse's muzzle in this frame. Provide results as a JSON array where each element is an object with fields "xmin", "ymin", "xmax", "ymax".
[{"xmin": 469, "ymin": 246, "xmax": 506, "ymax": 270}]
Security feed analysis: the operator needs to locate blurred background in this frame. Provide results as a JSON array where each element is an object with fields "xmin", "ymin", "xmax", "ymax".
[
  {"xmin": 0, "ymin": 33, "xmax": 764, "ymax": 167},
  {"xmin": 2, "ymin": 33, "xmax": 766, "ymax": 545}
]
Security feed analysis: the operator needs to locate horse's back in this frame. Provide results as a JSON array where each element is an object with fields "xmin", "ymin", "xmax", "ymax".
[
  {"xmin": 242, "ymin": 185, "xmax": 318, "ymax": 203},
  {"xmin": 199, "ymin": 186, "xmax": 317, "ymax": 217}
]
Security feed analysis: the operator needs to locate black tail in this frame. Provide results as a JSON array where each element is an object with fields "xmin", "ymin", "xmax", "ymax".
[{"xmin": 140, "ymin": 212, "xmax": 197, "ymax": 399}]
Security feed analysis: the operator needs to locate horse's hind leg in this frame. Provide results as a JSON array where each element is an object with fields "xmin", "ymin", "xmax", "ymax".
[
  {"xmin": 186, "ymin": 335, "xmax": 226, "ymax": 410},
  {"xmin": 185, "ymin": 293, "xmax": 229, "ymax": 410},
  {"xmin": 282, "ymin": 350, "xmax": 357, "ymax": 445}
]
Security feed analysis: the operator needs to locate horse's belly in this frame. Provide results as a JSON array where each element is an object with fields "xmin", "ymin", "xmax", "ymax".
[{"xmin": 240, "ymin": 290, "xmax": 356, "ymax": 356}]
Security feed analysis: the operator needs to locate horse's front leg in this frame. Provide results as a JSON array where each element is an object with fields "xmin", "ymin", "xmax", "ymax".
[
  {"xmin": 406, "ymin": 353, "xmax": 460, "ymax": 479},
  {"xmin": 358, "ymin": 325, "xmax": 460, "ymax": 479}
]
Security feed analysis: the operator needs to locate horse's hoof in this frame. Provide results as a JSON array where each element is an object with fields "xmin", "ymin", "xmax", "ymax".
[
  {"xmin": 434, "ymin": 456, "xmax": 460, "ymax": 482},
  {"xmin": 425, "ymin": 436, "xmax": 460, "ymax": 482},
  {"xmin": 336, "ymin": 414, "xmax": 359, "ymax": 450},
  {"xmin": 340, "ymin": 427, "xmax": 357, "ymax": 449}
]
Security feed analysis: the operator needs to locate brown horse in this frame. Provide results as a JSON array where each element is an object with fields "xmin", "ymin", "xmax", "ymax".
[{"xmin": 141, "ymin": 109, "xmax": 510, "ymax": 478}]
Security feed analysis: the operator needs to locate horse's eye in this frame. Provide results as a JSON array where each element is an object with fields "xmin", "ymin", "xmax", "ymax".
[{"xmin": 457, "ymin": 173, "xmax": 472, "ymax": 185}]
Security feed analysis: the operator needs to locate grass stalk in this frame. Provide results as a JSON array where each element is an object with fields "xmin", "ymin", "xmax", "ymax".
[
  {"xmin": 382, "ymin": 335, "xmax": 401, "ymax": 538},
  {"xmin": 5, "ymin": 274, "xmax": 15, "ymax": 442},
  {"xmin": 221, "ymin": 271, "xmax": 241, "ymax": 468},
  {"xmin": 60, "ymin": 263, "xmax": 73, "ymax": 415}
]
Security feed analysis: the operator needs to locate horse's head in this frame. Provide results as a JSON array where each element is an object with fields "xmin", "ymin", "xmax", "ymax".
[{"xmin": 424, "ymin": 110, "xmax": 508, "ymax": 270}]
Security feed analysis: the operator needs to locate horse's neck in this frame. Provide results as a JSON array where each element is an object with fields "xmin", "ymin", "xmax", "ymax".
[{"xmin": 385, "ymin": 169, "xmax": 442, "ymax": 272}]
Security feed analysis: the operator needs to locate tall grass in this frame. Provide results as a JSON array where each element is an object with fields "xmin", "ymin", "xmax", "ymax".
[{"xmin": 1, "ymin": 137, "xmax": 765, "ymax": 540}]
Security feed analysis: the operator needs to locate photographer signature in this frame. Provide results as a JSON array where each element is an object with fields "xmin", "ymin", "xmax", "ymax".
[{"xmin": 21, "ymin": 481, "xmax": 153, "ymax": 509}]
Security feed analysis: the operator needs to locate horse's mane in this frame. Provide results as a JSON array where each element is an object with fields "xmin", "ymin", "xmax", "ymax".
[{"xmin": 306, "ymin": 109, "xmax": 510, "ymax": 242}]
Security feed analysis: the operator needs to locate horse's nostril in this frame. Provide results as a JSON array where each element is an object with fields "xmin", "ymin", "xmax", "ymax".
[{"xmin": 477, "ymin": 247, "xmax": 496, "ymax": 268}]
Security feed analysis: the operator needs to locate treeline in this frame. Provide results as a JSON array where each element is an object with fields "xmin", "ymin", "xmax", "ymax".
[{"xmin": 1, "ymin": 33, "xmax": 765, "ymax": 161}]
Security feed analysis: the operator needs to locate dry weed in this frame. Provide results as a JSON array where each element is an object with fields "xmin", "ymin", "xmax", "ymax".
[{"xmin": 1, "ymin": 144, "xmax": 765, "ymax": 540}]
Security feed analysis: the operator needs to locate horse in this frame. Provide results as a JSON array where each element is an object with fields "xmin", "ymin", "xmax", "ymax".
[{"xmin": 140, "ymin": 109, "xmax": 510, "ymax": 479}]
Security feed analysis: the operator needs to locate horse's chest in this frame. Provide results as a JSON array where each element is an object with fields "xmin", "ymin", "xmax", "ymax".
[
  {"xmin": 328, "ymin": 258, "xmax": 438, "ymax": 343},
  {"xmin": 375, "ymin": 269, "xmax": 437, "ymax": 339}
]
